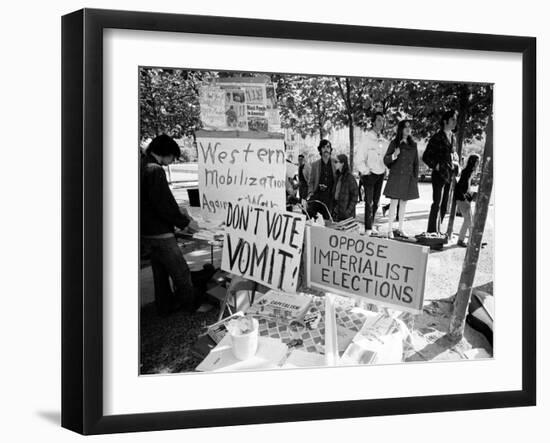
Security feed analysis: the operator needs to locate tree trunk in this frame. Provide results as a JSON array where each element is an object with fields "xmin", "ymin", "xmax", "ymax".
[
  {"xmin": 446, "ymin": 86, "xmax": 469, "ymax": 237},
  {"xmin": 449, "ymin": 112, "xmax": 493, "ymax": 338},
  {"xmin": 348, "ymin": 117, "xmax": 355, "ymax": 172},
  {"xmin": 346, "ymin": 79, "xmax": 355, "ymax": 171}
]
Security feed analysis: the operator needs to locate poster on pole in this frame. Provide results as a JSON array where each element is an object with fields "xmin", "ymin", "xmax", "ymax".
[
  {"xmin": 196, "ymin": 132, "xmax": 287, "ymax": 222},
  {"xmin": 198, "ymin": 79, "xmax": 282, "ymax": 132},
  {"xmin": 198, "ymin": 86, "xmax": 227, "ymax": 129},
  {"xmin": 305, "ymin": 225, "xmax": 429, "ymax": 313},
  {"xmin": 221, "ymin": 88, "xmax": 248, "ymax": 130},
  {"xmin": 265, "ymin": 83, "xmax": 281, "ymax": 132},
  {"xmin": 221, "ymin": 203, "xmax": 306, "ymax": 292}
]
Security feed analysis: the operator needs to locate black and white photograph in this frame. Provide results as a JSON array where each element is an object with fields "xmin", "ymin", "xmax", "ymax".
[
  {"xmin": 138, "ymin": 68, "xmax": 495, "ymax": 374},
  {"xmin": 2, "ymin": 0, "xmax": 548, "ymax": 439}
]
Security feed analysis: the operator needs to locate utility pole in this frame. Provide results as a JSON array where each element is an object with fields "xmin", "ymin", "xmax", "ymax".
[{"xmin": 449, "ymin": 110, "xmax": 493, "ymax": 338}]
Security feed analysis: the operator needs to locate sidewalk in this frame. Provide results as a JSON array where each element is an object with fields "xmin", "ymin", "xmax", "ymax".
[{"xmin": 356, "ymin": 200, "xmax": 494, "ymax": 303}]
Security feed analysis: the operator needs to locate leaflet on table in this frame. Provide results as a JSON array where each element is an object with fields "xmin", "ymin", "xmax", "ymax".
[
  {"xmin": 195, "ymin": 335, "xmax": 288, "ymax": 372},
  {"xmin": 192, "ymin": 230, "xmax": 225, "ymax": 242},
  {"xmin": 246, "ymin": 290, "xmax": 313, "ymax": 321},
  {"xmin": 281, "ymin": 349, "xmax": 326, "ymax": 368},
  {"xmin": 190, "ymin": 218, "xmax": 225, "ymax": 241}
]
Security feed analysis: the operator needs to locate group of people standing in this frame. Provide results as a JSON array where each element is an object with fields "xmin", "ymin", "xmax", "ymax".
[
  {"xmin": 296, "ymin": 110, "xmax": 480, "ymax": 244},
  {"xmin": 141, "ymin": 110, "xmax": 481, "ymax": 317}
]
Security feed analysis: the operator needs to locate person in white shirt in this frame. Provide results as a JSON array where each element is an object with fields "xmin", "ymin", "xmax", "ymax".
[{"xmin": 356, "ymin": 112, "xmax": 388, "ymax": 235}]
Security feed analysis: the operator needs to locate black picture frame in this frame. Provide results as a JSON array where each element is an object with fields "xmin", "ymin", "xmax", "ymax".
[{"xmin": 62, "ymin": 8, "xmax": 536, "ymax": 435}]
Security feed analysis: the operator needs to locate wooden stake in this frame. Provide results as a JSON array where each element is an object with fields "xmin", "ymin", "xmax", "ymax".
[{"xmin": 449, "ymin": 113, "xmax": 493, "ymax": 338}]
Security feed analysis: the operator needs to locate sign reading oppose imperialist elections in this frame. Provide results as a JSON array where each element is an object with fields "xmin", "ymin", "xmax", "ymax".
[
  {"xmin": 221, "ymin": 204, "xmax": 306, "ymax": 292},
  {"xmin": 197, "ymin": 135, "xmax": 286, "ymax": 222},
  {"xmin": 306, "ymin": 226, "xmax": 429, "ymax": 313}
]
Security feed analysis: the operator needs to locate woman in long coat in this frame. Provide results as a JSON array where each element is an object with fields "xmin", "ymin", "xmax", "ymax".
[
  {"xmin": 332, "ymin": 153, "xmax": 359, "ymax": 222},
  {"xmin": 383, "ymin": 120, "xmax": 419, "ymax": 237}
]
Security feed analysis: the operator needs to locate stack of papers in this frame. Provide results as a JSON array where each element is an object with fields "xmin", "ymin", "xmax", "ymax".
[{"xmin": 247, "ymin": 290, "xmax": 313, "ymax": 321}]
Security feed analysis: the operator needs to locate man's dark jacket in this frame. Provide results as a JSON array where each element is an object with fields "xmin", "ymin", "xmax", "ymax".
[
  {"xmin": 140, "ymin": 153, "xmax": 190, "ymax": 235},
  {"xmin": 422, "ymin": 130, "xmax": 454, "ymax": 184}
]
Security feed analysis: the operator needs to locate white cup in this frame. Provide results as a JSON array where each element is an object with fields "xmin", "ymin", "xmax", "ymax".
[{"xmin": 230, "ymin": 318, "xmax": 259, "ymax": 361}]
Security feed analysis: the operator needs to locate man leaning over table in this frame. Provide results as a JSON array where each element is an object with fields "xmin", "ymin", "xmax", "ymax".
[
  {"xmin": 140, "ymin": 134, "xmax": 202, "ymax": 316},
  {"xmin": 356, "ymin": 111, "xmax": 388, "ymax": 236}
]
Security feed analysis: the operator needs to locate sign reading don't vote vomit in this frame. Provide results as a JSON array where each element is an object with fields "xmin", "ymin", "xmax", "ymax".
[
  {"xmin": 221, "ymin": 203, "xmax": 306, "ymax": 293},
  {"xmin": 305, "ymin": 226, "xmax": 429, "ymax": 313}
]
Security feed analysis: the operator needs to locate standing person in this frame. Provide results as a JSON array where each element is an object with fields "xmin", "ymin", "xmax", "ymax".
[
  {"xmin": 141, "ymin": 134, "xmax": 201, "ymax": 316},
  {"xmin": 454, "ymin": 154, "xmax": 480, "ymax": 247},
  {"xmin": 285, "ymin": 158, "xmax": 300, "ymax": 208},
  {"xmin": 307, "ymin": 139, "xmax": 337, "ymax": 218},
  {"xmin": 383, "ymin": 120, "xmax": 419, "ymax": 238},
  {"xmin": 332, "ymin": 154, "xmax": 359, "ymax": 222},
  {"xmin": 356, "ymin": 111, "xmax": 388, "ymax": 235},
  {"xmin": 297, "ymin": 154, "xmax": 310, "ymax": 201},
  {"xmin": 423, "ymin": 110, "xmax": 461, "ymax": 233}
]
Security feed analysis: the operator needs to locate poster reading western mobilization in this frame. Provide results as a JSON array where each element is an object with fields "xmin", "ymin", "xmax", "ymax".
[{"xmin": 196, "ymin": 133, "xmax": 287, "ymax": 222}]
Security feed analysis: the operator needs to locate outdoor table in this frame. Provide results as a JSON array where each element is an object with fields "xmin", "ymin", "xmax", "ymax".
[
  {"xmin": 252, "ymin": 293, "xmax": 368, "ymax": 355},
  {"xmin": 175, "ymin": 231, "xmax": 222, "ymax": 266},
  {"xmin": 195, "ymin": 292, "xmax": 380, "ymax": 371},
  {"xmin": 172, "ymin": 205, "xmax": 225, "ymax": 268}
]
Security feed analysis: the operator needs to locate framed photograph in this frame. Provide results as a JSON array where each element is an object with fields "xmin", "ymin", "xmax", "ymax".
[{"xmin": 62, "ymin": 8, "xmax": 536, "ymax": 435}]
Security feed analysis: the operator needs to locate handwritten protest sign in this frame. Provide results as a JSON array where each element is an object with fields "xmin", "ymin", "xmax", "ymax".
[
  {"xmin": 221, "ymin": 203, "xmax": 306, "ymax": 292},
  {"xmin": 196, "ymin": 132, "xmax": 286, "ymax": 222},
  {"xmin": 305, "ymin": 226, "xmax": 429, "ymax": 313}
]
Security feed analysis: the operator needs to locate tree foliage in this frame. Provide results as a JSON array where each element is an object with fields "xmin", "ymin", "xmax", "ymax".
[
  {"xmin": 139, "ymin": 68, "xmax": 493, "ymax": 170},
  {"xmin": 139, "ymin": 68, "xmax": 212, "ymax": 143},
  {"xmin": 275, "ymin": 75, "xmax": 343, "ymax": 138}
]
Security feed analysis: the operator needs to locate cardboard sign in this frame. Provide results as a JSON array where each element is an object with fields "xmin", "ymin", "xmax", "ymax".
[
  {"xmin": 221, "ymin": 203, "xmax": 306, "ymax": 292},
  {"xmin": 305, "ymin": 226, "xmax": 429, "ymax": 313},
  {"xmin": 197, "ymin": 134, "xmax": 287, "ymax": 222}
]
